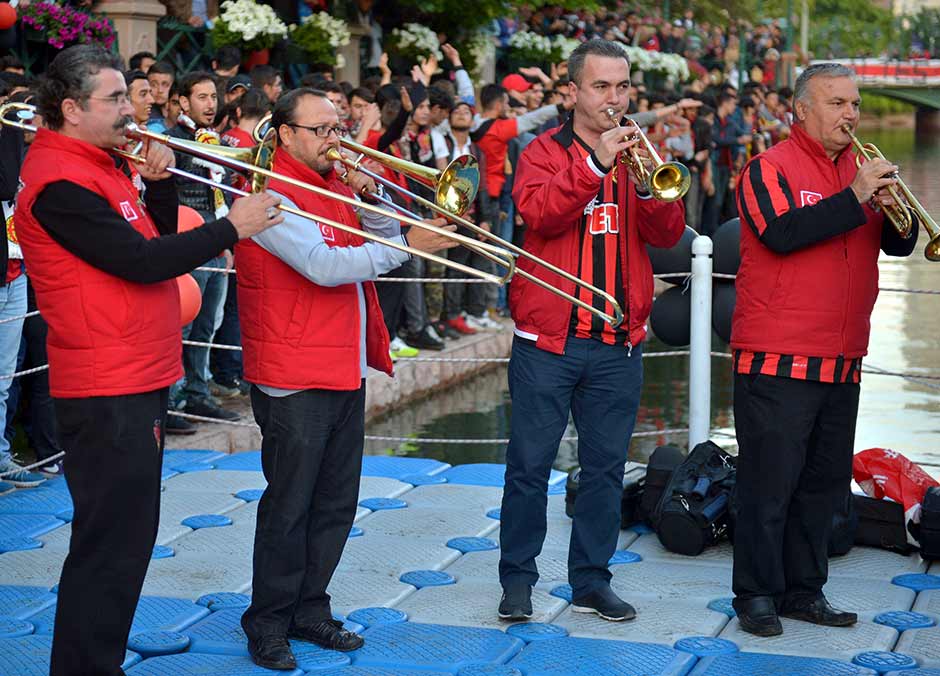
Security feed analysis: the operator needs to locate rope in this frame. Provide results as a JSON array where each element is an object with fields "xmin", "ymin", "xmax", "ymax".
[
  {"xmin": 0, "ymin": 364, "xmax": 49, "ymax": 381},
  {"xmin": 365, "ymin": 428, "xmax": 687, "ymax": 444},
  {"xmin": 0, "ymin": 450, "xmax": 65, "ymax": 478},
  {"xmin": 0, "ymin": 310, "xmax": 40, "ymax": 325}
]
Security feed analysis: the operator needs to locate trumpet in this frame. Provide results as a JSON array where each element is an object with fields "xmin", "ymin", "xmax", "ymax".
[
  {"xmin": 842, "ymin": 124, "xmax": 940, "ymax": 262},
  {"xmin": 605, "ymin": 108, "xmax": 691, "ymax": 203},
  {"xmin": 328, "ymin": 143, "xmax": 626, "ymax": 329},
  {"xmin": 0, "ymin": 102, "xmax": 515, "ymax": 285}
]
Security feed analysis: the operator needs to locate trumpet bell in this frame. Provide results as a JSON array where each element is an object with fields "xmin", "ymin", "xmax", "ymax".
[
  {"xmin": 649, "ymin": 161, "xmax": 692, "ymax": 203},
  {"xmin": 436, "ymin": 155, "xmax": 480, "ymax": 216}
]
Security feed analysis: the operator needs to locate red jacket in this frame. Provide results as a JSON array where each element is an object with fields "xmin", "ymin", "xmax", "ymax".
[
  {"xmin": 511, "ymin": 118, "xmax": 686, "ymax": 354},
  {"xmin": 236, "ymin": 148, "xmax": 393, "ymax": 391},
  {"xmin": 732, "ymin": 124, "xmax": 887, "ymax": 359},
  {"xmin": 15, "ymin": 129, "xmax": 182, "ymax": 398}
]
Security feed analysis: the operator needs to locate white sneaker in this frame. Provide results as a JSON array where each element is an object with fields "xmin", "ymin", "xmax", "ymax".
[
  {"xmin": 466, "ymin": 312, "xmax": 504, "ymax": 332},
  {"xmin": 389, "ymin": 337, "xmax": 419, "ymax": 358}
]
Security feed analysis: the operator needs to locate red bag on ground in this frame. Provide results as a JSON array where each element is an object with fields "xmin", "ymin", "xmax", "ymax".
[{"xmin": 853, "ymin": 447, "xmax": 940, "ymax": 546}]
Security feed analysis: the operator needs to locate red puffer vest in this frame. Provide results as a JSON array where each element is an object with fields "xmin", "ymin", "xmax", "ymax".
[
  {"xmin": 15, "ymin": 129, "xmax": 182, "ymax": 398},
  {"xmin": 236, "ymin": 149, "xmax": 393, "ymax": 391},
  {"xmin": 732, "ymin": 124, "xmax": 885, "ymax": 359}
]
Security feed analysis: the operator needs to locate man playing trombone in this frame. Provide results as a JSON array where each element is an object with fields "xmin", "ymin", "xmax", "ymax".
[
  {"xmin": 499, "ymin": 39, "xmax": 686, "ymax": 622},
  {"xmin": 731, "ymin": 62, "xmax": 918, "ymax": 637},
  {"xmin": 14, "ymin": 45, "xmax": 283, "ymax": 676},
  {"xmin": 236, "ymin": 87, "xmax": 459, "ymax": 670}
]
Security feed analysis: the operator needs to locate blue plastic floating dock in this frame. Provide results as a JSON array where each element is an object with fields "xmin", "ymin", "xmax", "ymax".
[{"xmin": 2, "ymin": 455, "xmax": 937, "ymax": 676}]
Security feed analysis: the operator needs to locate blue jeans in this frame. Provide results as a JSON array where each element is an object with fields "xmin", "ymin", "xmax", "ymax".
[
  {"xmin": 210, "ymin": 270, "xmax": 242, "ymax": 381},
  {"xmin": 0, "ymin": 274, "xmax": 27, "ymax": 466},
  {"xmin": 499, "ymin": 336, "xmax": 643, "ymax": 598},
  {"xmin": 180, "ymin": 255, "xmax": 228, "ymax": 402},
  {"xmin": 496, "ymin": 191, "xmax": 514, "ymax": 311}
]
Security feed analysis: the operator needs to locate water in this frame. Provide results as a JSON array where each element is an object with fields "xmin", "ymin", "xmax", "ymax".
[{"xmin": 366, "ymin": 126, "xmax": 940, "ymax": 473}]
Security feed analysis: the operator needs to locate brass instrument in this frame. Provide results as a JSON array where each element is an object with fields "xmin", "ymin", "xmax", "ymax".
[
  {"xmin": 328, "ymin": 145, "xmax": 625, "ymax": 329},
  {"xmin": 605, "ymin": 108, "xmax": 691, "ymax": 203},
  {"xmin": 842, "ymin": 124, "xmax": 940, "ymax": 262},
  {"xmin": 0, "ymin": 102, "xmax": 514, "ymax": 285},
  {"xmin": 254, "ymin": 113, "xmax": 480, "ymax": 216}
]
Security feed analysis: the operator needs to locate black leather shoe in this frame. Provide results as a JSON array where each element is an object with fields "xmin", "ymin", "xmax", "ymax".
[
  {"xmin": 288, "ymin": 619, "xmax": 364, "ymax": 651},
  {"xmin": 571, "ymin": 586, "xmax": 636, "ymax": 622},
  {"xmin": 165, "ymin": 414, "xmax": 198, "ymax": 435},
  {"xmin": 247, "ymin": 636, "xmax": 297, "ymax": 670},
  {"xmin": 781, "ymin": 595, "xmax": 857, "ymax": 627},
  {"xmin": 184, "ymin": 397, "xmax": 241, "ymax": 421},
  {"xmin": 497, "ymin": 585, "xmax": 533, "ymax": 621},
  {"xmin": 405, "ymin": 325, "xmax": 445, "ymax": 351},
  {"xmin": 733, "ymin": 596, "xmax": 783, "ymax": 636}
]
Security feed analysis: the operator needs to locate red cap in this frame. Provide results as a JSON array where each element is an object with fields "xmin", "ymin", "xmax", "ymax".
[{"xmin": 501, "ymin": 74, "xmax": 532, "ymax": 93}]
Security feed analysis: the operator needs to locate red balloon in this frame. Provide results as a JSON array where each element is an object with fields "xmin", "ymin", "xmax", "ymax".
[
  {"xmin": 176, "ymin": 274, "xmax": 202, "ymax": 326},
  {"xmin": 0, "ymin": 4, "xmax": 17, "ymax": 31},
  {"xmin": 178, "ymin": 205, "xmax": 204, "ymax": 233}
]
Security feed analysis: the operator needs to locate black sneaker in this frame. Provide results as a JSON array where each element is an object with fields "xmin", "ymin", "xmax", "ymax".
[
  {"xmin": 497, "ymin": 585, "xmax": 533, "ymax": 621},
  {"xmin": 212, "ymin": 375, "xmax": 250, "ymax": 398},
  {"xmin": 405, "ymin": 325, "xmax": 444, "ymax": 351},
  {"xmin": 166, "ymin": 414, "xmax": 198, "ymax": 435},
  {"xmin": 184, "ymin": 397, "xmax": 241, "ymax": 422},
  {"xmin": 436, "ymin": 320, "xmax": 461, "ymax": 340},
  {"xmin": 571, "ymin": 586, "xmax": 636, "ymax": 622},
  {"xmin": 247, "ymin": 636, "xmax": 297, "ymax": 670},
  {"xmin": 288, "ymin": 619, "xmax": 364, "ymax": 651}
]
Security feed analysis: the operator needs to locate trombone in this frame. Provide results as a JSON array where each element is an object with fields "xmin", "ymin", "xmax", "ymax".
[
  {"xmin": 328, "ymin": 140, "xmax": 625, "ymax": 328},
  {"xmin": 842, "ymin": 124, "xmax": 940, "ymax": 262},
  {"xmin": 605, "ymin": 108, "xmax": 691, "ymax": 203},
  {"xmin": 0, "ymin": 102, "xmax": 516, "ymax": 285}
]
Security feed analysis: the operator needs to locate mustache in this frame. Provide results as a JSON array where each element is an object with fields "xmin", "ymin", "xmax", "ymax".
[{"xmin": 115, "ymin": 116, "xmax": 133, "ymax": 131}]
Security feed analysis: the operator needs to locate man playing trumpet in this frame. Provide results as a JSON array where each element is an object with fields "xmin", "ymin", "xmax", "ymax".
[
  {"xmin": 731, "ymin": 62, "xmax": 918, "ymax": 637},
  {"xmin": 499, "ymin": 39, "xmax": 685, "ymax": 623}
]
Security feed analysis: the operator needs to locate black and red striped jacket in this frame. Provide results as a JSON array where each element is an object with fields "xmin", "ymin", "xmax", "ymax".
[
  {"xmin": 731, "ymin": 123, "xmax": 916, "ymax": 382},
  {"xmin": 511, "ymin": 115, "xmax": 685, "ymax": 355}
]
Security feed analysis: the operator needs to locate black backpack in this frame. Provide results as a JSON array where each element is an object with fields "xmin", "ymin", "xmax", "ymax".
[
  {"xmin": 921, "ymin": 487, "xmax": 940, "ymax": 560},
  {"xmin": 653, "ymin": 440, "xmax": 736, "ymax": 556}
]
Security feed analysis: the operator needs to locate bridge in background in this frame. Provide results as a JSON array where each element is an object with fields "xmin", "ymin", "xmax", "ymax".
[{"xmin": 814, "ymin": 59, "xmax": 940, "ymax": 133}]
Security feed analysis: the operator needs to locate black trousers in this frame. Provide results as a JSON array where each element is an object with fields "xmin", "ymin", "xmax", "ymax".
[
  {"xmin": 442, "ymin": 242, "xmax": 488, "ymax": 319},
  {"xmin": 50, "ymin": 388, "xmax": 167, "ymax": 676},
  {"xmin": 732, "ymin": 373, "xmax": 858, "ymax": 608},
  {"xmin": 241, "ymin": 383, "xmax": 365, "ymax": 641}
]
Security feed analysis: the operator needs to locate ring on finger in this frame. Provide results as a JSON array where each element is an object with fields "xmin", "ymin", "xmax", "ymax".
[{"xmin": 266, "ymin": 207, "xmax": 278, "ymax": 219}]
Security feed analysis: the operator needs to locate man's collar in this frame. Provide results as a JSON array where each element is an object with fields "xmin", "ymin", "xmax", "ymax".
[{"xmin": 551, "ymin": 114, "xmax": 576, "ymax": 148}]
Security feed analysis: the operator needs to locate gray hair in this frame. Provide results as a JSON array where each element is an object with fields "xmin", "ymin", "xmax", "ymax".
[
  {"xmin": 568, "ymin": 39, "xmax": 630, "ymax": 86},
  {"xmin": 793, "ymin": 63, "xmax": 855, "ymax": 104},
  {"xmin": 36, "ymin": 45, "xmax": 125, "ymax": 131}
]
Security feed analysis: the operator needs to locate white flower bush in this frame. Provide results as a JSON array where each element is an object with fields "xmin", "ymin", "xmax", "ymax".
[
  {"xmin": 551, "ymin": 35, "xmax": 582, "ymax": 61},
  {"xmin": 303, "ymin": 11, "xmax": 350, "ymax": 48},
  {"xmin": 390, "ymin": 22, "xmax": 443, "ymax": 62},
  {"xmin": 508, "ymin": 30, "xmax": 555, "ymax": 60},
  {"xmin": 623, "ymin": 45, "xmax": 691, "ymax": 83},
  {"xmin": 214, "ymin": 0, "xmax": 288, "ymax": 50}
]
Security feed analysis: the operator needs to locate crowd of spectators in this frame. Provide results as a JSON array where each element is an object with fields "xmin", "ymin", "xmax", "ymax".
[{"xmin": 0, "ymin": 3, "xmax": 800, "ymax": 479}]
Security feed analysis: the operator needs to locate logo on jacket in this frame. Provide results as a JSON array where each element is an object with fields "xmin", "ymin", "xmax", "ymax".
[
  {"xmin": 584, "ymin": 199, "xmax": 619, "ymax": 235},
  {"xmin": 319, "ymin": 224, "xmax": 336, "ymax": 242},
  {"xmin": 119, "ymin": 200, "xmax": 139, "ymax": 222},
  {"xmin": 152, "ymin": 418, "xmax": 162, "ymax": 449},
  {"xmin": 800, "ymin": 190, "xmax": 823, "ymax": 206}
]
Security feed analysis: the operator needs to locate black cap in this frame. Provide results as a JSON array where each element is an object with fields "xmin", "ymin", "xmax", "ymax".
[{"xmin": 226, "ymin": 74, "xmax": 251, "ymax": 94}]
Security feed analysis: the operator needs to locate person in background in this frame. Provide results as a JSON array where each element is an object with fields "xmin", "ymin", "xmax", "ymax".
[
  {"xmin": 168, "ymin": 71, "xmax": 240, "ymax": 424},
  {"xmin": 251, "ymin": 65, "xmax": 284, "ymax": 105},
  {"xmin": 125, "ymin": 70, "xmax": 155, "ymax": 128},
  {"xmin": 146, "ymin": 61, "xmax": 175, "ymax": 134},
  {"xmin": 212, "ymin": 46, "xmax": 242, "ymax": 79},
  {"xmin": 128, "ymin": 51, "xmax": 156, "ymax": 74}
]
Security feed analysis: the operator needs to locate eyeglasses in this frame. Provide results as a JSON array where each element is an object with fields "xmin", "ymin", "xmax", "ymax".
[
  {"xmin": 89, "ymin": 93, "xmax": 131, "ymax": 106},
  {"xmin": 289, "ymin": 123, "xmax": 345, "ymax": 138}
]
